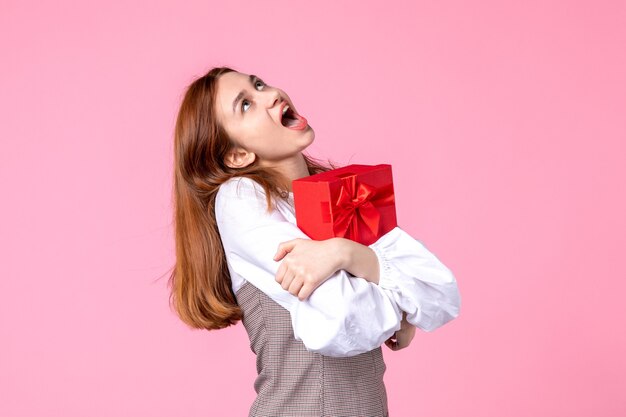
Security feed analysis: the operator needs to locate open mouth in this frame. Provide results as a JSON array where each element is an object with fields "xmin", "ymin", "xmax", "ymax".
[{"xmin": 280, "ymin": 104, "xmax": 308, "ymax": 130}]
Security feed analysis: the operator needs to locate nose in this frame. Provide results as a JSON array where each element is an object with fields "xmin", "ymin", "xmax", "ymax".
[{"xmin": 265, "ymin": 88, "xmax": 283, "ymax": 108}]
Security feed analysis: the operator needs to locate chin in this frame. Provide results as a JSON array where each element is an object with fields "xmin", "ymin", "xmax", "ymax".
[
  {"xmin": 299, "ymin": 129, "xmax": 315, "ymax": 149},
  {"xmin": 302, "ymin": 126, "xmax": 315, "ymax": 142}
]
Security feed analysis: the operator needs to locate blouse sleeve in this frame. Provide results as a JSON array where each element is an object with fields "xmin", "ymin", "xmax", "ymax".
[
  {"xmin": 215, "ymin": 176, "xmax": 461, "ymax": 357},
  {"xmin": 215, "ymin": 177, "xmax": 403, "ymax": 357},
  {"xmin": 369, "ymin": 227, "xmax": 461, "ymax": 332}
]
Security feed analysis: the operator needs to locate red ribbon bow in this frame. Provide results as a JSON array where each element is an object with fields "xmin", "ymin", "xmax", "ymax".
[{"xmin": 332, "ymin": 175, "xmax": 395, "ymax": 241}]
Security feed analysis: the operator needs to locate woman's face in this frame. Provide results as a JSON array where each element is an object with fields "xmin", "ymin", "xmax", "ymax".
[{"xmin": 214, "ymin": 71, "xmax": 315, "ymax": 169}]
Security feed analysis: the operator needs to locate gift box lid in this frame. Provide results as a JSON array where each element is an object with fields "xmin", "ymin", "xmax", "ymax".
[{"xmin": 293, "ymin": 163, "xmax": 392, "ymax": 184}]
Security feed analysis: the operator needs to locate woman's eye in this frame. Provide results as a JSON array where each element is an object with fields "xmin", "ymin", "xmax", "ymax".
[{"xmin": 242, "ymin": 80, "xmax": 266, "ymax": 113}]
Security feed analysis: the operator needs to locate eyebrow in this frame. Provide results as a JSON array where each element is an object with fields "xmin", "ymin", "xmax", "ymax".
[{"xmin": 232, "ymin": 74, "xmax": 258, "ymax": 115}]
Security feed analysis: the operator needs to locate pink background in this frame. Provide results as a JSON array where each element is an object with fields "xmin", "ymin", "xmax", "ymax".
[{"xmin": 1, "ymin": 1, "xmax": 624, "ymax": 416}]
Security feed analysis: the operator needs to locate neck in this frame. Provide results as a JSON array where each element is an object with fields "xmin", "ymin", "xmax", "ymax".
[{"xmin": 278, "ymin": 153, "xmax": 310, "ymax": 192}]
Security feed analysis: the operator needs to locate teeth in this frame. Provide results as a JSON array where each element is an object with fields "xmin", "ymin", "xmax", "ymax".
[{"xmin": 282, "ymin": 105, "xmax": 289, "ymax": 115}]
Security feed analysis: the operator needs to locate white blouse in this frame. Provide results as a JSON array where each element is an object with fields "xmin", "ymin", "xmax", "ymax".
[{"xmin": 215, "ymin": 176, "xmax": 461, "ymax": 357}]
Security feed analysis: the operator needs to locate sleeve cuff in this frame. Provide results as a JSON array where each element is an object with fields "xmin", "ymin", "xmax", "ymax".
[{"xmin": 370, "ymin": 242, "xmax": 399, "ymax": 291}]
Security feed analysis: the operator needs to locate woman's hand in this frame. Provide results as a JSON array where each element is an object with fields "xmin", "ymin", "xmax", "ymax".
[
  {"xmin": 273, "ymin": 238, "xmax": 344, "ymax": 301},
  {"xmin": 384, "ymin": 312, "xmax": 416, "ymax": 351}
]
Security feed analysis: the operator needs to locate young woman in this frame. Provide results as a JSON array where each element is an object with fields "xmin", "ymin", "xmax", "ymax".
[{"xmin": 169, "ymin": 66, "xmax": 461, "ymax": 417}]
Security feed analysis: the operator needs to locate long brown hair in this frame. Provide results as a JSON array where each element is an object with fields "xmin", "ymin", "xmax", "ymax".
[{"xmin": 168, "ymin": 66, "xmax": 340, "ymax": 330}]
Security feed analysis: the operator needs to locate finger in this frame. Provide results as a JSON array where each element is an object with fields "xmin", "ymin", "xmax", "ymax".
[
  {"xmin": 385, "ymin": 338, "xmax": 399, "ymax": 351},
  {"xmin": 273, "ymin": 239, "xmax": 298, "ymax": 261},
  {"xmin": 288, "ymin": 278, "xmax": 304, "ymax": 297},
  {"xmin": 275, "ymin": 260, "xmax": 287, "ymax": 284},
  {"xmin": 281, "ymin": 270, "xmax": 296, "ymax": 291},
  {"xmin": 273, "ymin": 248, "xmax": 287, "ymax": 262},
  {"xmin": 298, "ymin": 284, "xmax": 313, "ymax": 301},
  {"xmin": 387, "ymin": 333, "xmax": 399, "ymax": 349}
]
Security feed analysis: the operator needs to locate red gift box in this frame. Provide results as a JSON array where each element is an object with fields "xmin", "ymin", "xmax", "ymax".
[{"xmin": 292, "ymin": 164, "xmax": 397, "ymax": 246}]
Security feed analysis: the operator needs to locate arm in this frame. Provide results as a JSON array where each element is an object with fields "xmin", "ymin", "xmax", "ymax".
[
  {"xmin": 336, "ymin": 242, "xmax": 420, "ymax": 351},
  {"xmin": 384, "ymin": 311, "xmax": 416, "ymax": 351},
  {"xmin": 368, "ymin": 226, "xmax": 461, "ymax": 332},
  {"xmin": 337, "ymin": 232, "xmax": 460, "ymax": 335},
  {"xmin": 335, "ymin": 238, "xmax": 381, "ymax": 284},
  {"xmin": 216, "ymin": 177, "xmax": 403, "ymax": 357}
]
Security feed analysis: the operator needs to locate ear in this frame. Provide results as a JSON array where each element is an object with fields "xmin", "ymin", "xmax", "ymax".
[{"xmin": 224, "ymin": 146, "xmax": 256, "ymax": 169}]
